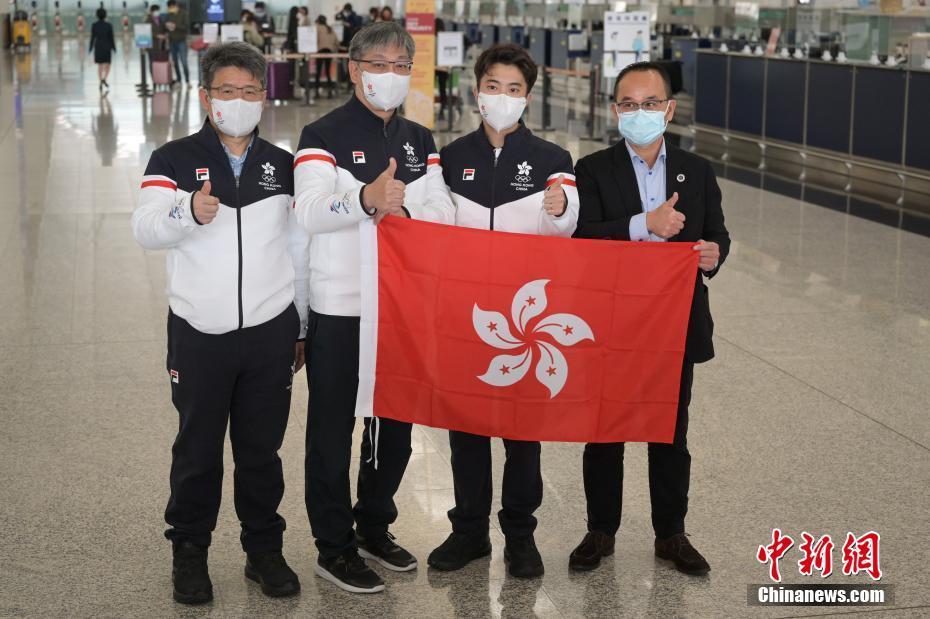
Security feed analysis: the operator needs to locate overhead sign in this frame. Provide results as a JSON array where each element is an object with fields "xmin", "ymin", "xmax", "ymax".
[
  {"xmin": 602, "ymin": 11, "xmax": 650, "ymax": 78},
  {"xmin": 220, "ymin": 23, "xmax": 243, "ymax": 42},
  {"xmin": 436, "ymin": 31, "xmax": 464, "ymax": 67},
  {"xmin": 202, "ymin": 22, "xmax": 218, "ymax": 44},
  {"xmin": 134, "ymin": 23, "xmax": 153, "ymax": 49},
  {"xmin": 297, "ymin": 26, "xmax": 318, "ymax": 53}
]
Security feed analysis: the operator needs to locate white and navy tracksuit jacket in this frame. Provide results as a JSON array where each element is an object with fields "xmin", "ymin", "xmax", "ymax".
[
  {"xmin": 293, "ymin": 94, "xmax": 454, "ymax": 317},
  {"xmin": 132, "ymin": 119, "xmax": 310, "ymax": 338},
  {"xmin": 440, "ymin": 122, "xmax": 579, "ymax": 235}
]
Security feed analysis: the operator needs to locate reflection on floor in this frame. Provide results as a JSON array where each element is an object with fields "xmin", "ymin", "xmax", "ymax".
[{"xmin": 1, "ymin": 39, "xmax": 929, "ymax": 618}]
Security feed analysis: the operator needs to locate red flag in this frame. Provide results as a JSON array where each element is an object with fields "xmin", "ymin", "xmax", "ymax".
[{"xmin": 356, "ymin": 217, "xmax": 699, "ymax": 444}]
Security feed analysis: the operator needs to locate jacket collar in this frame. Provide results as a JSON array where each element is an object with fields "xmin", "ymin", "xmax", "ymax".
[
  {"xmin": 194, "ymin": 117, "xmax": 261, "ymax": 164},
  {"xmin": 472, "ymin": 120, "xmax": 530, "ymax": 152},
  {"xmin": 345, "ymin": 92, "xmax": 400, "ymax": 136}
]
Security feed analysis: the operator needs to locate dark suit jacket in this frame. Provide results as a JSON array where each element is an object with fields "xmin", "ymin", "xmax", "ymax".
[{"xmin": 572, "ymin": 139, "xmax": 730, "ymax": 364}]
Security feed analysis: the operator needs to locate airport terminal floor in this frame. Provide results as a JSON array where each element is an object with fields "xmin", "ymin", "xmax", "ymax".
[{"xmin": 2, "ymin": 38, "xmax": 930, "ymax": 618}]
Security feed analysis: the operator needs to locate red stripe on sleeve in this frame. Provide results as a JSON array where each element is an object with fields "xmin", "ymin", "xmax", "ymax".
[
  {"xmin": 294, "ymin": 153, "xmax": 336, "ymax": 169},
  {"xmin": 141, "ymin": 180, "xmax": 178, "ymax": 190},
  {"xmin": 427, "ymin": 156, "xmax": 441, "ymax": 166},
  {"xmin": 546, "ymin": 177, "xmax": 576, "ymax": 188}
]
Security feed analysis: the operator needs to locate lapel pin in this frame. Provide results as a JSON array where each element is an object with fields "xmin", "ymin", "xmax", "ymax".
[{"xmin": 676, "ymin": 173, "xmax": 686, "ymax": 183}]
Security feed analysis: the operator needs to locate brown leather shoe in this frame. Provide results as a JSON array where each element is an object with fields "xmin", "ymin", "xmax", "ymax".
[
  {"xmin": 654, "ymin": 533, "xmax": 710, "ymax": 575},
  {"xmin": 568, "ymin": 531, "xmax": 615, "ymax": 572}
]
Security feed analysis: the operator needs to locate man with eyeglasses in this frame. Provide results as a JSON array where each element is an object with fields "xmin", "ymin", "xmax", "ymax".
[
  {"xmin": 132, "ymin": 41, "xmax": 308, "ymax": 604},
  {"xmin": 568, "ymin": 62, "xmax": 730, "ymax": 575},
  {"xmin": 292, "ymin": 21, "xmax": 454, "ymax": 594}
]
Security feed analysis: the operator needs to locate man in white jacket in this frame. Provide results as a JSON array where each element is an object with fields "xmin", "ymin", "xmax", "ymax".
[{"xmin": 131, "ymin": 42, "xmax": 308, "ymax": 605}]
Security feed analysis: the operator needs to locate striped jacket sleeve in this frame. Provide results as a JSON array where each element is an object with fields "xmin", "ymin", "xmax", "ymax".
[
  {"xmin": 131, "ymin": 149, "xmax": 197, "ymax": 250},
  {"xmin": 292, "ymin": 125, "xmax": 370, "ymax": 235},
  {"xmin": 538, "ymin": 149, "xmax": 579, "ymax": 237},
  {"xmin": 405, "ymin": 135, "xmax": 454, "ymax": 225}
]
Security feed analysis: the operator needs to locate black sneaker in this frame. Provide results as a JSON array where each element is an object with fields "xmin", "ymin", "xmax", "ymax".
[
  {"xmin": 316, "ymin": 550, "xmax": 385, "ymax": 594},
  {"xmin": 427, "ymin": 531, "xmax": 492, "ymax": 571},
  {"xmin": 245, "ymin": 551, "xmax": 301, "ymax": 597},
  {"xmin": 504, "ymin": 535, "xmax": 544, "ymax": 579},
  {"xmin": 172, "ymin": 541, "xmax": 213, "ymax": 605},
  {"xmin": 357, "ymin": 531, "xmax": 418, "ymax": 572}
]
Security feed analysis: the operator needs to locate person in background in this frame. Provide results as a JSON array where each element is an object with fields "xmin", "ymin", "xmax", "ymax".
[
  {"xmin": 427, "ymin": 43, "xmax": 579, "ymax": 580},
  {"xmin": 164, "ymin": 0, "xmax": 190, "ymax": 87},
  {"xmin": 335, "ymin": 2, "xmax": 361, "ymax": 48},
  {"xmin": 145, "ymin": 4, "xmax": 164, "ymax": 48},
  {"xmin": 254, "ymin": 1, "xmax": 275, "ymax": 54},
  {"xmin": 314, "ymin": 15, "xmax": 339, "ymax": 98},
  {"xmin": 364, "ymin": 6, "xmax": 378, "ymax": 25},
  {"xmin": 131, "ymin": 41, "xmax": 308, "ymax": 606},
  {"xmin": 434, "ymin": 18, "xmax": 448, "ymax": 117},
  {"xmin": 292, "ymin": 21, "xmax": 454, "ymax": 594},
  {"xmin": 283, "ymin": 6, "xmax": 299, "ymax": 52},
  {"xmin": 241, "ymin": 10, "xmax": 265, "ymax": 50},
  {"xmin": 89, "ymin": 8, "xmax": 116, "ymax": 94},
  {"xmin": 568, "ymin": 61, "xmax": 729, "ymax": 577},
  {"xmin": 378, "ymin": 5, "xmax": 393, "ymax": 22},
  {"xmin": 297, "ymin": 6, "xmax": 309, "ymax": 26}
]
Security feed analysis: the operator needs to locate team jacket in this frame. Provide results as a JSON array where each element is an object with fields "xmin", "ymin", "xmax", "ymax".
[
  {"xmin": 131, "ymin": 119, "xmax": 310, "ymax": 338},
  {"xmin": 440, "ymin": 123, "xmax": 579, "ymax": 235},
  {"xmin": 293, "ymin": 94, "xmax": 455, "ymax": 317}
]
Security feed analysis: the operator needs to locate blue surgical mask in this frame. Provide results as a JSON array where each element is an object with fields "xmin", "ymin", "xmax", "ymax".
[{"xmin": 618, "ymin": 105, "xmax": 669, "ymax": 147}]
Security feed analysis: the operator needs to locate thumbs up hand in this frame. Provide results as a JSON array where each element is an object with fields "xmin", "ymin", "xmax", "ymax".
[
  {"xmin": 192, "ymin": 180, "xmax": 221, "ymax": 225},
  {"xmin": 543, "ymin": 174, "xmax": 568, "ymax": 217},
  {"xmin": 362, "ymin": 157, "xmax": 407, "ymax": 221},
  {"xmin": 646, "ymin": 192, "xmax": 685, "ymax": 239}
]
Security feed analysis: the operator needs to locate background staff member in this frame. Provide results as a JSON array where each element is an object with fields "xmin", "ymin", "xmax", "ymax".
[
  {"xmin": 428, "ymin": 43, "xmax": 579, "ymax": 579},
  {"xmin": 131, "ymin": 42, "xmax": 309, "ymax": 605},
  {"xmin": 292, "ymin": 21, "xmax": 454, "ymax": 594},
  {"xmin": 569, "ymin": 62, "xmax": 730, "ymax": 576}
]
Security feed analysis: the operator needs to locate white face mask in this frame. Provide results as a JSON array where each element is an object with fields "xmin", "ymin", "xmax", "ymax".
[
  {"xmin": 210, "ymin": 97, "xmax": 263, "ymax": 138},
  {"xmin": 361, "ymin": 70, "xmax": 410, "ymax": 111},
  {"xmin": 477, "ymin": 92, "xmax": 527, "ymax": 132}
]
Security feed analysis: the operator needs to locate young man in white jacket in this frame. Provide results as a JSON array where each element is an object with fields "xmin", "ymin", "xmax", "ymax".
[
  {"xmin": 131, "ymin": 42, "xmax": 308, "ymax": 605},
  {"xmin": 427, "ymin": 43, "xmax": 579, "ymax": 579}
]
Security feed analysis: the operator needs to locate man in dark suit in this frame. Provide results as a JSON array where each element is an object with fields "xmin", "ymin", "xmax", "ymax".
[{"xmin": 568, "ymin": 62, "xmax": 730, "ymax": 576}]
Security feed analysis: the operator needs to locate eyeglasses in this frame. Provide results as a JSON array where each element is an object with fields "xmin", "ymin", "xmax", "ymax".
[
  {"xmin": 351, "ymin": 58, "xmax": 414, "ymax": 75},
  {"xmin": 614, "ymin": 99, "xmax": 671, "ymax": 113},
  {"xmin": 207, "ymin": 85, "xmax": 266, "ymax": 101}
]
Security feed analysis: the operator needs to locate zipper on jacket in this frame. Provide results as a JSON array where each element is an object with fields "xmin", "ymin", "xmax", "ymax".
[
  {"xmin": 489, "ymin": 151, "xmax": 499, "ymax": 231},
  {"xmin": 234, "ymin": 174, "xmax": 244, "ymax": 330}
]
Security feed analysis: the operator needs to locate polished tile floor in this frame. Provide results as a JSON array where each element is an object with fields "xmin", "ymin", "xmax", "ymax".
[{"xmin": 1, "ymin": 38, "xmax": 929, "ymax": 618}]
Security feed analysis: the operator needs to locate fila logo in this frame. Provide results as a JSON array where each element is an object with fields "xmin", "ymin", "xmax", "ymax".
[
  {"xmin": 195, "ymin": 168, "xmax": 210, "ymax": 181},
  {"xmin": 170, "ymin": 369, "xmax": 179, "ymax": 384},
  {"xmin": 353, "ymin": 151, "xmax": 366, "ymax": 164},
  {"xmin": 463, "ymin": 168, "xmax": 476, "ymax": 181}
]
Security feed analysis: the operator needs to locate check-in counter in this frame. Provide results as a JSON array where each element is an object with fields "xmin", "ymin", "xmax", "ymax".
[
  {"xmin": 527, "ymin": 27, "xmax": 551, "ymax": 68},
  {"xmin": 694, "ymin": 50, "xmax": 930, "ymax": 173}
]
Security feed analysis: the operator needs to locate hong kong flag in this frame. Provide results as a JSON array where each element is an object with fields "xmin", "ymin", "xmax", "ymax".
[{"xmin": 356, "ymin": 217, "xmax": 699, "ymax": 443}]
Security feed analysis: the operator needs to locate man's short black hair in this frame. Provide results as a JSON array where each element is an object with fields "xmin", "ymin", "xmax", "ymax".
[
  {"xmin": 96, "ymin": 7, "xmax": 106, "ymax": 19},
  {"xmin": 612, "ymin": 62, "xmax": 673, "ymax": 100},
  {"xmin": 166, "ymin": 0, "xmax": 176, "ymax": 6},
  {"xmin": 473, "ymin": 43, "xmax": 538, "ymax": 93}
]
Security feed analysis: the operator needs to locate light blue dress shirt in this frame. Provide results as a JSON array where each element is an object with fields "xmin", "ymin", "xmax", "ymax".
[
  {"xmin": 221, "ymin": 136, "xmax": 254, "ymax": 179},
  {"xmin": 626, "ymin": 140, "xmax": 667, "ymax": 242}
]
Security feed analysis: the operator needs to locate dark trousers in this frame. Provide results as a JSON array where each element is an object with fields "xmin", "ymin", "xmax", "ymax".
[
  {"xmin": 169, "ymin": 40, "xmax": 189, "ymax": 83},
  {"xmin": 304, "ymin": 309, "xmax": 412, "ymax": 559},
  {"xmin": 164, "ymin": 304, "xmax": 298, "ymax": 554},
  {"xmin": 315, "ymin": 48, "xmax": 333, "ymax": 93},
  {"xmin": 582, "ymin": 361, "xmax": 694, "ymax": 540},
  {"xmin": 448, "ymin": 431, "xmax": 542, "ymax": 539}
]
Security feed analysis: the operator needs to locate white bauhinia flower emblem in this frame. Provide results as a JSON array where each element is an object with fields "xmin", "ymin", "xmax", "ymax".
[
  {"xmin": 262, "ymin": 162, "xmax": 275, "ymax": 175},
  {"xmin": 473, "ymin": 279, "xmax": 594, "ymax": 398},
  {"xmin": 517, "ymin": 161, "xmax": 532, "ymax": 176}
]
